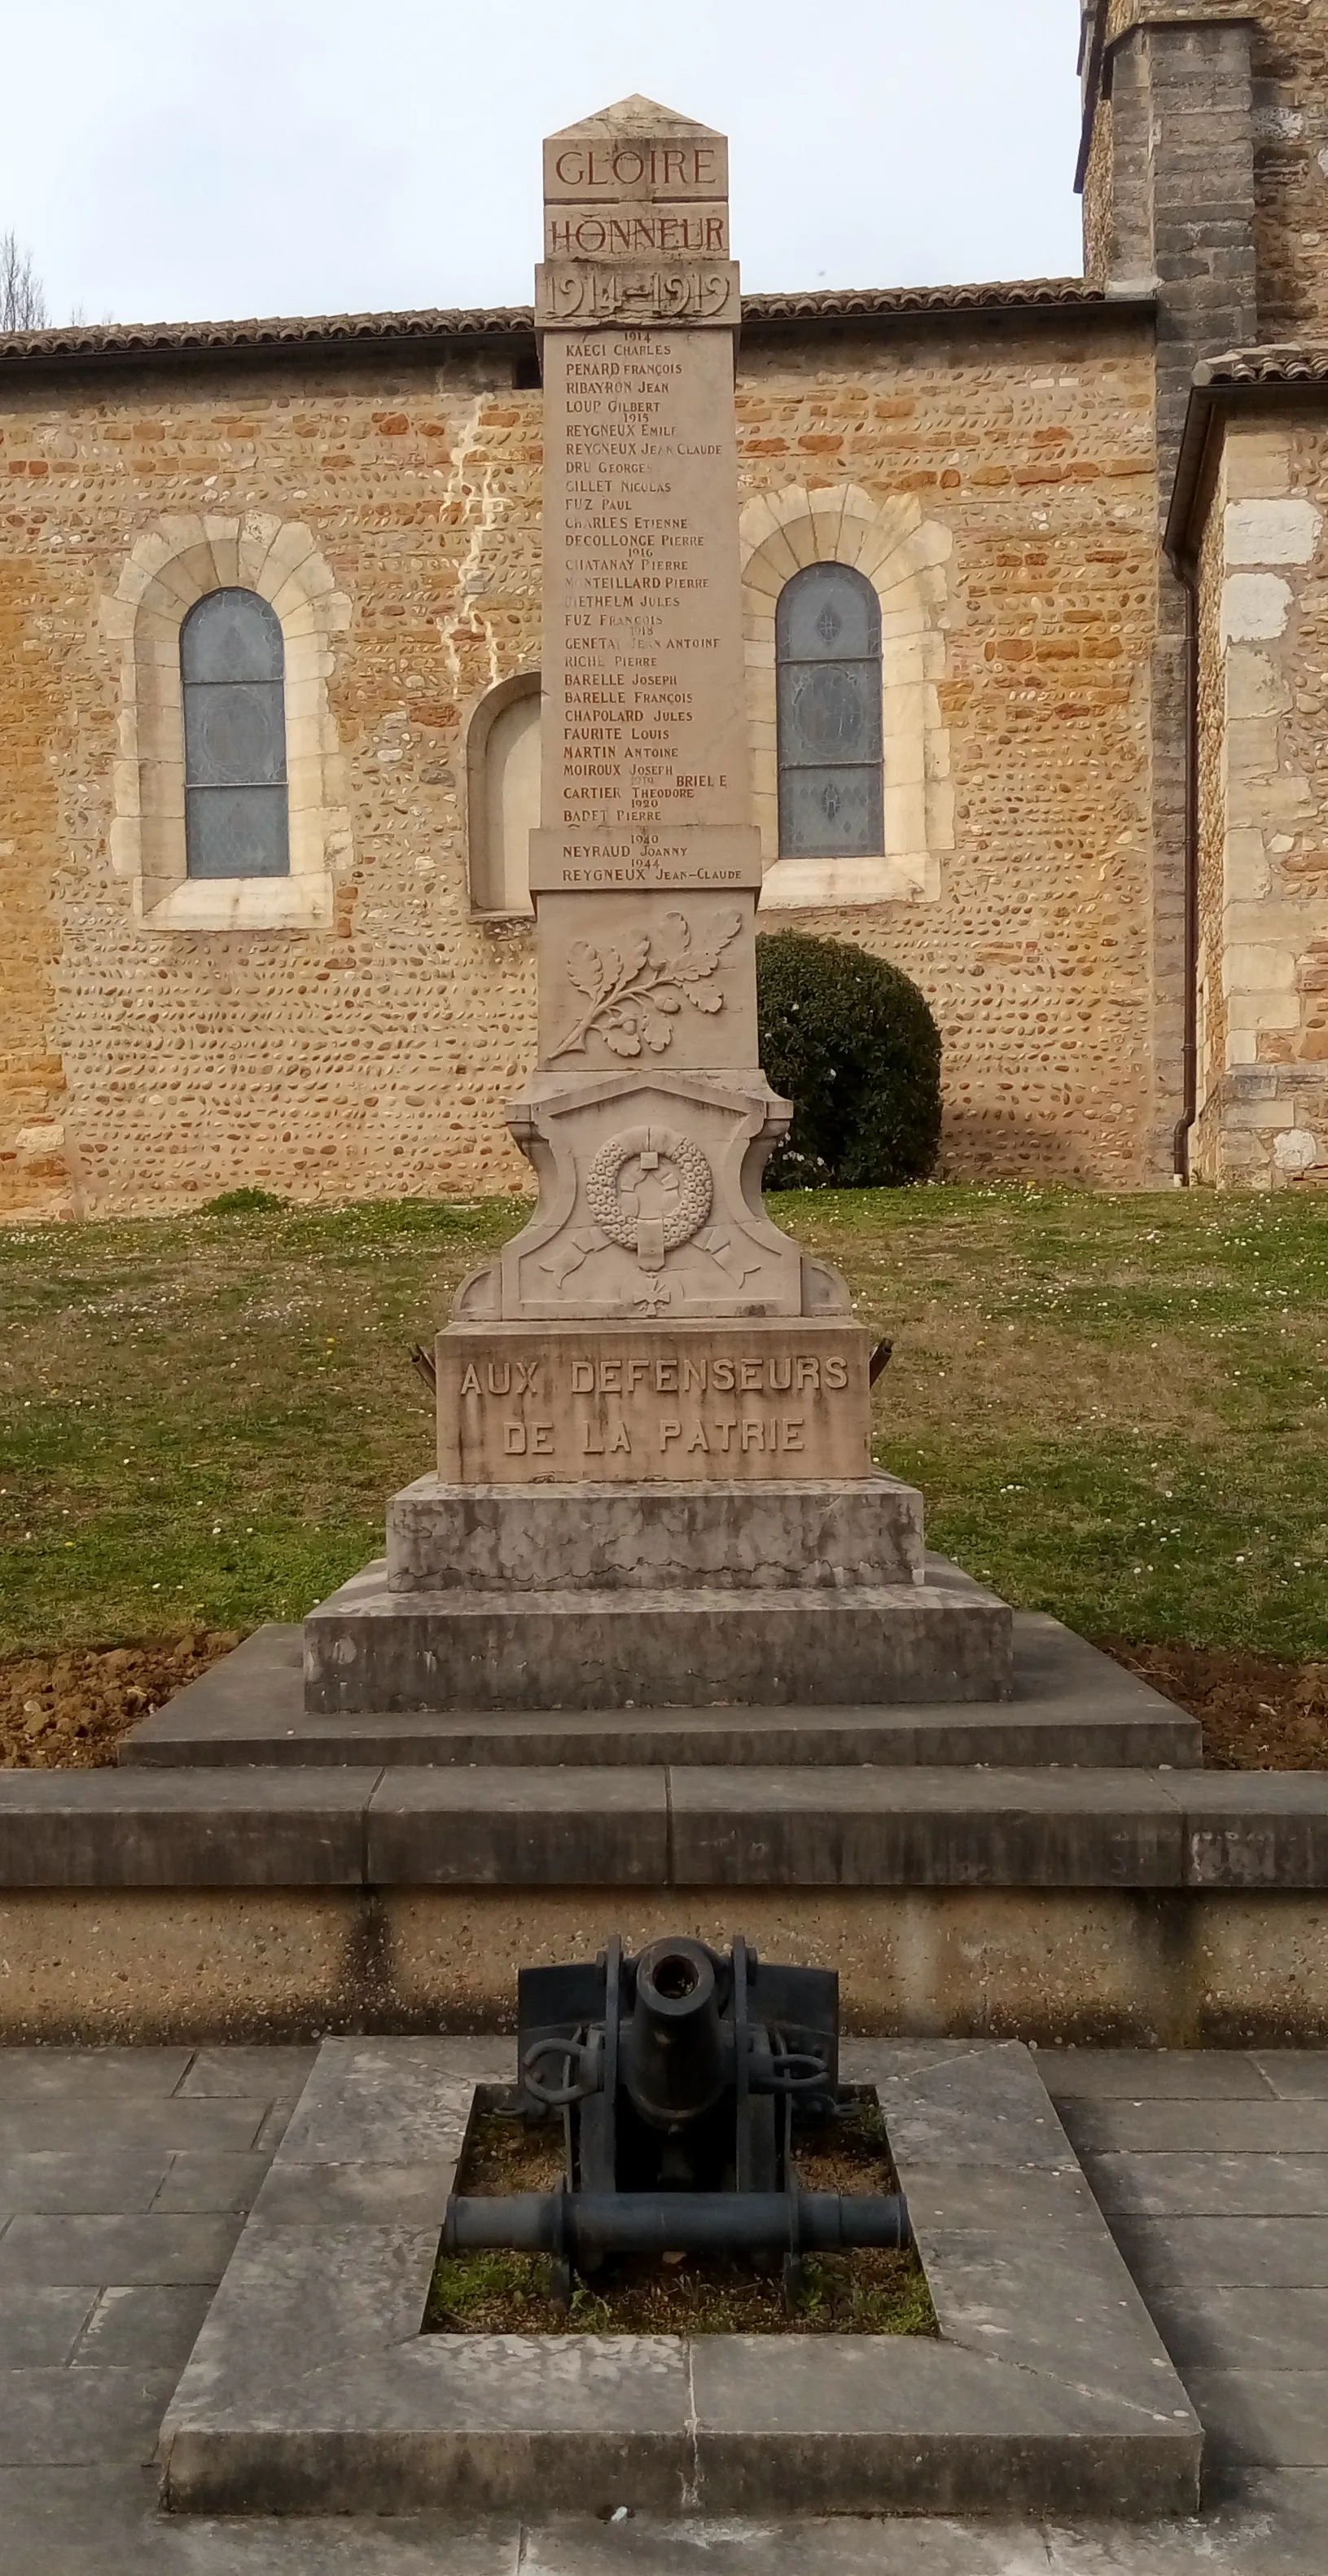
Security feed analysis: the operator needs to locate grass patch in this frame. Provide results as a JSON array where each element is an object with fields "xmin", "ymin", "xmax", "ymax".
[
  {"xmin": 1, "ymin": 1180, "xmax": 1326, "ymax": 1659},
  {"xmin": 423, "ymin": 2094, "xmax": 936, "ymax": 2337}
]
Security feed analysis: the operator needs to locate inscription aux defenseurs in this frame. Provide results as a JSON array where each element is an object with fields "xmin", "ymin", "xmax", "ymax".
[{"xmin": 456, "ymin": 1349, "xmax": 852, "ymax": 1460}]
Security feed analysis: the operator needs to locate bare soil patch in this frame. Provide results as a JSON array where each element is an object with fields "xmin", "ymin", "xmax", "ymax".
[
  {"xmin": 0, "ymin": 1632, "xmax": 240, "ymax": 1769},
  {"xmin": 1103, "ymin": 1639, "xmax": 1328, "ymax": 1771},
  {"xmin": 424, "ymin": 2095, "xmax": 936, "ymax": 2337}
]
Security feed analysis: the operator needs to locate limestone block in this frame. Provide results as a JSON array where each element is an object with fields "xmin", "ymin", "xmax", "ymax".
[
  {"xmin": 435, "ymin": 1316, "xmax": 869, "ymax": 1485},
  {"xmin": 1222, "ymin": 573, "xmax": 1292, "ymax": 643},
  {"xmin": 1274, "ymin": 1127, "xmax": 1321, "ymax": 1173},
  {"xmin": 1226, "ymin": 994, "xmax": 1300, "ymax": 1034},
  {"xmin": 1228, "ymin": 770, "xmax": 1312, "ymax": 827},
  {"xmin": 459, "ymin": 1069, "xmax": 818, "ymax": 1326},
  {"xmin": 535, "ymin": 893, "xmax": 757, "ymax": 1072},
  {"xmin": 303, "ymin": 1561, "xmax": 1014, "ymax": 1713},
  {"xmin": 1225, "ymin": 498, "xmax": 1321, "ymax": 566},
  {"xmin": 1224, "ymin": 715, "xmax": 1280, "ymax": 779},
  {"xmin": 1223, "ymin": 433, "xmax": 1292, "ymax": 501},
  {"xmin": 386, "ymin": 1469, "xmax": 923, "ymax": 1592}
]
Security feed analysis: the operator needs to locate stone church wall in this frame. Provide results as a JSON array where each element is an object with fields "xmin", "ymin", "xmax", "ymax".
[
  {"xmin": 0, "ymin": 314, "xmax": 1157, "ymax": 1219},
  {"xmin": 1193, "ymin": 414, "xmax": 1328, "ymax": 1185}
]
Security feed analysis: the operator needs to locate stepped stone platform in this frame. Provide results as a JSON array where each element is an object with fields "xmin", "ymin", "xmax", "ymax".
[
  {"xmin": 123, "ymin": 1606, "xmax": 1201, "ymax": 1770},
  {"xmin": 308, "ymin": 1477, "xmax": 1014, "ymax": 1715}
]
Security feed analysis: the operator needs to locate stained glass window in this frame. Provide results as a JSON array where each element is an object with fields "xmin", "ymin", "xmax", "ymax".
[
  {"xmin": 775, "ymin": 562, "xmax": 883, "ymax": 858},
  {"xmin": 182, "ymin": 589, "xmax": 290, "ymax": 879}
]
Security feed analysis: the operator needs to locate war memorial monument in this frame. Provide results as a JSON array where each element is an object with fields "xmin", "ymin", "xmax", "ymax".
[{"xmin": 302, "ymin": 95, "xmax": 1009, "ymax": 1722}]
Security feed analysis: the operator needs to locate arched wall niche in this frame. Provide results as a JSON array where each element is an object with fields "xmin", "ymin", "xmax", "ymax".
[
  {"xmin": 100, "ymin": 515, "xmax": 352, "ymax": 933},
  {"xmin": 739, "ymin": 482, "xmax": 955, "ymax": 909},
  {"xmin": 467, "ymin": 669, "xmax": 540, "ymax": 916}
]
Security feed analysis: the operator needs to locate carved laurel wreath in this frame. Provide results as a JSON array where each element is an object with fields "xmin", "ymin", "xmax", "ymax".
[{"xmin": 585, "ymin": 1126, "xmax": 713, "ymax": 1253}]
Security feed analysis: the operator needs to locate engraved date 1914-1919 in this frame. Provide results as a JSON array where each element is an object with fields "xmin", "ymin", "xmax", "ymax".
[{"xmin": 549, "ymin": 910, "xmax": 743, "ymax": 1060}]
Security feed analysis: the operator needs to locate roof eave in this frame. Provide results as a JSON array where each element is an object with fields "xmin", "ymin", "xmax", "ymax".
[
  {"xmin": 0, "ymin": 280, "xmax": 1154, "ymax": 382},
  {"xmin": 1166, "ymin": 355, "xmax": 1328, "ymax": 564}
]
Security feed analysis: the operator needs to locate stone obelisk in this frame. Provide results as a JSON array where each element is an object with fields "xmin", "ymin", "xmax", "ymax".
[{"xmin": 304, "ymin": 99, "xmax": 1011, "ymax": 1714}]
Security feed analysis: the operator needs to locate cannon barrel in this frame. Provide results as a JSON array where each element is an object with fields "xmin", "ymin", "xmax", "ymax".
[
  {"xmin": 444, "ymin": 2189, "xmax": 911, "ymax": 2261},
  {"xmin": 625, "ymin": 1936, "xmax": 725, "ymax": 2129}
]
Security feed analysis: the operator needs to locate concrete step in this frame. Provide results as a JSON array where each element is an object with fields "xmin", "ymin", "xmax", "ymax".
[
  {"xmin": 301, "ymin": 1556, "xmax": 1014, "ymax": 1714},
  {"xmin": 121, "ymin": 1611, "xmax": 1202, "ymax": 1769}
]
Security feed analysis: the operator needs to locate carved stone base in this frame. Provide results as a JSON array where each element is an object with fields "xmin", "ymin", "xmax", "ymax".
[
  {"xmin": 454, "ymin": 1069, "xmax": 848, "ymax": 1324},
  {"xmin": 435, "ymin": 1317, "xmax": 873, "ymax": 1485},
  {"xmin": 387, "ymin": 1471, "xmax": 923, "ymax": 1594}
]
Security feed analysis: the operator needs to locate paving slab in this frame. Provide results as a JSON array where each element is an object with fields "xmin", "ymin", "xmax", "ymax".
[
  {"xmin": 1110, "ymin": 2214, "xmax": 1328, "ymax": 2290},
  {"xmin": 868, "ymin": 2037, "xmax": 1072, "ymax": 2166},
  {"xmin": 0, "ymin": 2363, "xmax": 181, "ymax": 2464},
  {"xmin": 1059, "ymin": 2099, "xmax": 1328, "ymax": 2153},
  {"xmin": 158, "ymin": 2037, "xmax": 1200, "ymax": 2518},
  {"xmin": 74, "ymin": 2285, "xmax": 217, "ymax": 2373},
  {"xmin": 0, "ymin": 2212, "xmax": 244, "ymax": 2287},
  {"xmin": 0, "ymin": 2283, "xmax": 96, "ymax": 2366},
  {"xmin": 151, "ymin": 2155, "xmax": 276, "ymax": 2214},
  {"xmin": 1143, "ymin": 2282, "xmax": 1328, "ymax": 2372},
  {"xmin": 0, "ymin": 2098, "xmax": 274, "ymax": 2156},
  {"xmin": 0, "ymin": 2047, "xmax": 196, "ymax": 2100},
  {"xmin": 1253, "ymin": 2052, "xmax": 1328, "ymax": 2100},
  {"xmin": 1043, "ymin": 2051, "xmax": 1278, "ymax": 2101},
  {"xmin": 1183, "ymin": 2371, "xmax": 1328, "ymax": 2468},
  {"xmin": 1084, "ymin": 2150, "xmax": 1328, "ymax": 2218},
  {"xmin": 515, "ymin": 2476, "xmax": 1328, "ymax": 2572},
  {"xmin": 178, "ymin": 2047, "xmax": 319, "ymax": 2098},
  {"xmin": 0, "ymin": 2466, "xmax": 521, "ymax": 2573},
  {"xmin": 0, "ymin": 2148, "xmax": 173, "ymax": 2214}
]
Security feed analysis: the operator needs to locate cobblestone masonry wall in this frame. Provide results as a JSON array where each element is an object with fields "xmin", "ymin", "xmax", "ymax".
[
  {"xmin": 1193, "ymin": 417, "xmax": 1328, "ymax": 1184},
  {"xmin": 0, "ymin": 321, "xmax": 1157, "ymax": 1217}
]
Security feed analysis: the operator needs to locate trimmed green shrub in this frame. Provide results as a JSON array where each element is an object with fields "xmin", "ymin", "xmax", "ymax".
[{"xmin": 756, "ymin": 930, "xmax": 941, "ymax": 1189}]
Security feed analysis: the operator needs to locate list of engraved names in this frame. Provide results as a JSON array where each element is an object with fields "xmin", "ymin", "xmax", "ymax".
[{"xmin": 543, "ymin": 328, "xmax": 748, "ymax": 835}]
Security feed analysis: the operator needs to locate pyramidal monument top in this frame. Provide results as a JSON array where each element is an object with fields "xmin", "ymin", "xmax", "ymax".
[{"xmin": 546, "ymin": 95, "xmax": 725, "ymax": 143}]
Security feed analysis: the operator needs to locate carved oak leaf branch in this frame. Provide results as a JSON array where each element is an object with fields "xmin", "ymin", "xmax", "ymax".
[{"xmin": 550, "ymin": 911, "xmax": 744, "ymax": 1062}]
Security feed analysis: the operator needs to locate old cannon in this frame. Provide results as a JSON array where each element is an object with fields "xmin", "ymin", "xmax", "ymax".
[{"xmin": 442, "ymin": 1934, "xmax": 910, "ymax": 2302}]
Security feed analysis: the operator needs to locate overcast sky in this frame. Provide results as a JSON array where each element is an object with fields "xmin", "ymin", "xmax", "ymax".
[{"xmin": 6, "ymin": 0, "xmax": 1086, "ymax": 329}]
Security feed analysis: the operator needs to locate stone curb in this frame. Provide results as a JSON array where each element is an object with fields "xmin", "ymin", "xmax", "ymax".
[
  {"xmin": 156, "ymin": 2037, "xmax": 1201, "ymax": 2517},
  {"xmin": 2, "ymin": 1766, "xmax": 1328, "ymax": 1888}
]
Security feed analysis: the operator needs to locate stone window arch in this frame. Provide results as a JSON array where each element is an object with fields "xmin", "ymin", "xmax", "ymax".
[
  {"xmin": 739, "ymin": 482, "xmax": 954, "ymax": 910},
  {"xmin": 101, "ymin": 515, "xmax": 352, "ymax": 931},
  {"xmin": 467, "ymin": 670, "xmax": 540, "ymax": 916}
]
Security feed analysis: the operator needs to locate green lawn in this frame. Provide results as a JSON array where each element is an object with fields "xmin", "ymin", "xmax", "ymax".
[{"xmin": 2, "ymin": 1183, "xmax": 1326, "ymax": 1661}]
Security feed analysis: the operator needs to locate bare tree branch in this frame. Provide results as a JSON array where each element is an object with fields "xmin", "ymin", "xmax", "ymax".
[{"xmin": 0, "ymin": 233, "xmax": 50, "ymax": 331}]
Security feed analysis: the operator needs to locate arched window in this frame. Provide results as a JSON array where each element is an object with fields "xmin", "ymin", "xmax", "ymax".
[
  {"xmin": 467, "ymin": 672, "xmax": 540, "ymax": 915},
  {"xmin": 775, "ymin": 562, "xmax": 883, "ymax": 860},
  {"xmin": 181, "ymin": 588, "xmax": 289, "ymax": 879}
]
